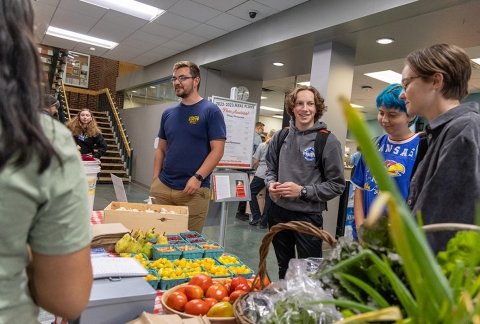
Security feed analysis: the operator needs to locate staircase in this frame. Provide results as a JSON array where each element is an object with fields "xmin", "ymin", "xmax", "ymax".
[{"xmin": 69, "ymin": 108, "xmax": 130, "ymax": 183}]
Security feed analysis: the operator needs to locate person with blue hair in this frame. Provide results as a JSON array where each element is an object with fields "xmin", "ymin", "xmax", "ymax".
[{"xmin": 351, "ymin": 83, "xmax": 422, "ymax": 239}]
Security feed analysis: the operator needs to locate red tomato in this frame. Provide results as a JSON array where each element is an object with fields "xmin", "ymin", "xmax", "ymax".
[
  {"xmin": 223, "ymin": 282, "xmax": 231, "ymax": 294},
  {"xmin": 189, "ymin": 274, "xmax": 213, "ymax": 293},
  {"xmin": 166, "ymin": 291, "xmax": 188, "ymax": 311},
  {"xmin": 184, "ymin": 284, "xmax": 204, "ymax": 300},
  {"xmin": 184, "ymin": 299, "xmax": 209, "ymax": 316},
  {"xmin": 229, "ymin": 290, "xmax": 247, "ymax": 302},
  {"xmin": 205, "ymin": 283, "xmax": 228, "ymax": 301},
  {"xmin": 175, "ymin": 286, "xmax": 186, "ymax": 294},
  {"xmin": 234, "ymin": 283, "xmax": 250, "ymax": 293},
  {"xmin": 230, "ymin": 276, "xmax": 248, "ymax": 291},
  {"xmin": 203, "ymin": 297, "xmax": 217, "ymax": 309}
]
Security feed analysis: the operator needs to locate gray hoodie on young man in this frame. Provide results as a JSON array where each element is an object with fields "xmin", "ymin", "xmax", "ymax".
[{"xmin": 265, "ymin": 120, "xmax": 345, "ymax": 214}]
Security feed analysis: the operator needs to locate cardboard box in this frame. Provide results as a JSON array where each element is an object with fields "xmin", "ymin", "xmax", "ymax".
[{"xmin": 104, "ymin": 202, "xmax": 188, "ymax": 234}]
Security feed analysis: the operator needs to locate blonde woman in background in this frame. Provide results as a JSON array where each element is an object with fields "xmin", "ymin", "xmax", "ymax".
[
  {"xmin": 67, "ymin": 108, "xmax": 107, "ymax": 159},
  {"xmin": 249, "ymin": 129, "xmax": 276, "ymax": 228}
]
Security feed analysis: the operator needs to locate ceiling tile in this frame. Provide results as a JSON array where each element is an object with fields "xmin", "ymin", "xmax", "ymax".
[
  {"xmin": 190, "ymin": 0, "xmax": 247, "ymax": 12},
  {"xmin": 207, "ymin": 13, "xmax": 250, "ymax": 32},
  {"xmin": 149, "ymin": 45, "xmax": 179, "ymax": 56},
  {"xmin": 101, "ymin": 11, "xmax": 148, "ymax": 30},
  {"xmin": 73, "ymin": 43, "xmax": 109, "ymax": 57},
  {"xmin": 174, "ymin": 32, "xmax": 209, "ymax": 46},
  {"xmin": 35, "ymin": 0, "xmax": 60, "ymax": 6},
  {"xmin": 168, "ymin": 0, "xmax": 222, "ymax": 23},
  {"xmin": 122, "ymin": 36, "xmax": 158, "ymax": 51},
  {"xmin": 42, "ymin": 34, "xmax": 79, "ymax": 50},
  {"xmin": 161, "ymin": 39, "xmax": 191, "ymax": 51},
  {"xmin": 140, "ymin": 0, "xmax": 180, "ymax": 10},
  {"xmin": 227, "ymin": 0, "xmax": 277, "ymax": 21},
  {"xmin": 103, "ymin": 44, "xmax": 144, "ymax": 61},
  {"xmin": 189, "ymin": 24, "xmax": 228, "ymax": 39},
  {"xmin": 142, "ymin": 22, "xmax": 184, "ymax": 38},
  {"xmin": 50, "ymin": 7, "xmax": 99, "ymax": 34},
  {"xmin": 130, "ymin": 30, "xmax": 169, "ymax": 45},
  {"xmin": 58, "ymin": 0, "xmax": 106, "ymax": 19},
  {"xmin": 253, "ymin": 0, "xmax": 308, "ymax": 11},
  {"xmin": 130, "ymin": 50, "xmax": 174, "ymax": 66},
  {"xmin": 152, "ymin": 11, "xmax": 200, "ymax": 31},
  {"xmin": 88, "ymin": 20, "xmax": 136, "ymax": 42}
]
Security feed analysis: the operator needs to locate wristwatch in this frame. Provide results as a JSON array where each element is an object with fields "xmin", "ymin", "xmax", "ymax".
[
  {"xmin": 194, "ymin": 173, "xmax": 204, "ymax": 182},
  {"xmin": 300, "ymin": 186, "xmax": 308, "ymax": 201}
]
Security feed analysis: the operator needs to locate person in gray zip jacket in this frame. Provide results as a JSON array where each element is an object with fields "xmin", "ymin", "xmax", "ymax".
[{"xmin": 265, "ymin": 85, "xmax": 345, "ymax": 279}]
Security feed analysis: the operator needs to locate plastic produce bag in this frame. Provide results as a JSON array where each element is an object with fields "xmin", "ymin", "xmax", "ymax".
[{"xmin": 240, "ymin": 258, "xmax": 342, "ymax": 323}]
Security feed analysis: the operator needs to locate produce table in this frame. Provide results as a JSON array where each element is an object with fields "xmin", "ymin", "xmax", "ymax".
[{"xmin": 90, "ymin": 211, "xmax": 165, "ymax": 315}]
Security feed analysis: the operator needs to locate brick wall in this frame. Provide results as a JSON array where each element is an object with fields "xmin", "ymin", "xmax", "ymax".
[{"xmin": 66, "ymin": 54, "xmax": 120, "ymax": 112}]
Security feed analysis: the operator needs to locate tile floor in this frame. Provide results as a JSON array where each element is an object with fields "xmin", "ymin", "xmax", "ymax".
[{"xmin": 94, "ymin": 183, "xmax": 280, "ymax": 282}]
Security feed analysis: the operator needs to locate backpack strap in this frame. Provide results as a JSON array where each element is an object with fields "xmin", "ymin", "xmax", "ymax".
[
  {"xmin": 314, "ymin": 129, "xmax": 331, "ymax": 181},
  {"xmin": 275, "ymin": 127, "xmax": 290, "ymax": 162}
]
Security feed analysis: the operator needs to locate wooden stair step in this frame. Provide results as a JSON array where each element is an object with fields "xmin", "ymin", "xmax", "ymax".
[
  {"xmin": 100, "ymin": 156, "xmax": 122, "ymax": 161},
  {"xmin": 98, "ymin": 176, "xmax": 129, "ymax": 182},
  {"xmin": 101, "ymin": 162, "xmax": 125, "ymax": 167},
  {"xmin": 100, "ymin": 169, "xmax": 127, "ymax": 174}
]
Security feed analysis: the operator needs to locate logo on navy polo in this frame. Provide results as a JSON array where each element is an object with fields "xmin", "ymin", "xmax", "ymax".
[{"xmin": 303, "ymin": 147, "xmax": 315, "ymax": 161}]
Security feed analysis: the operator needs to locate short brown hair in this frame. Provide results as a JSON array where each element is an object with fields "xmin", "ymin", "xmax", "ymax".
[
  {"xmin": 405, "ymin": 44, "xmax": 471, "ymax": 100},
  {"xmin": 173, "ymin": 61, "xmax": 201, "ymax": 90},
  {"xmin": 285, "ymin": 85, "xmax": 326, "ymax": 122}
]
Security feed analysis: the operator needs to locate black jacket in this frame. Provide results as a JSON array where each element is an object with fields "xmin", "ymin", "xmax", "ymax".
[{"xmin": 74, "ymin": 133, "xmax": 108, "ymax": 159}]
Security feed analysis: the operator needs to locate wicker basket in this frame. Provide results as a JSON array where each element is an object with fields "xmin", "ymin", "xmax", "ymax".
[{"xmin": 233, "ymin": 220, "xmax": 337, "ymax": 324}]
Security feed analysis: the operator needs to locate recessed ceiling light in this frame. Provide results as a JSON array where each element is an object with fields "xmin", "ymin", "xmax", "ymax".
[
  {"xmin": 297, "ymin": 81, "xmax": 310, "ymax": 86},
  {"xmin": 376, "ymin": 37, "xmax": 394, "ymax": 45},
  {"xmin": 261, "ymin": 96, "xmax": 267, "ymax": 100},
  {"xmin": 80, "ymin": 0, "xmax": 165, "ymax": 21},
  {"xmin": 149, "ymin": 86, "xmax": 156, "ymax": 89},
  {"xmin": 260, "ymin": 106, "xmax": 283, "ymax": 112},
  {"xmin": 364, "ymin": 70, "xmax": 402, "ymax": 84},
  {"xmin": 472, "ymin": 58, "xmax": 480, "ymax": 65},
  {"xmin": 46, "ymin": 26, "xmax": 118, "ymax": 49},
  {"xmin": 89, "ymin": 47, "xmax": 96, "ymax": 51},
  {"xmin": 272, "ymin": 115, "xmax": 284, "ymax": 119},
  {"xmin": 273, "ymin": 62, "xmax": 284, "ymax": 67}
]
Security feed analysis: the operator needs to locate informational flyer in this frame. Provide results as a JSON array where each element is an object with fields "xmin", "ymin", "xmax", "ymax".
[{"xmin": 212, "ymin": 96, "xmax": 257, "ymax": 169}]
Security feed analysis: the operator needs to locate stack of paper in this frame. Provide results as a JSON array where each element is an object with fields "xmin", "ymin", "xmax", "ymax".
[{"xmin": 91, "ymin": 257, "xmax": 148, "ymax": 279}]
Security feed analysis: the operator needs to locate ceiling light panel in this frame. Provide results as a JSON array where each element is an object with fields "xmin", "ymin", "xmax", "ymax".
[
  {"xmin": 364, "ymin": 70, "xmax": 402, "ymax": 84},
  {"xmin": 260, "ymin": 106, "xmax": 283, "ymax": 112},
  {"xmin": 80, "ymin": 0, "xmax": 165, "ymax": 21},
  {"xmin": 46, "ymin": 26, "xmax": 118, "ymax": 49}
]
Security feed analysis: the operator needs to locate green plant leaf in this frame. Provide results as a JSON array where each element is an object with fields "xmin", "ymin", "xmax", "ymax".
[{"xmin": 338, "ymin": 273, "xmax": 390, "ymax": 308}]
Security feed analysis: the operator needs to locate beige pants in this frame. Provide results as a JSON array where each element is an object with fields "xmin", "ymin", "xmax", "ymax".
[{"xmin": 149, "ymin": 178, "xmax": 211, "ymax": 233}]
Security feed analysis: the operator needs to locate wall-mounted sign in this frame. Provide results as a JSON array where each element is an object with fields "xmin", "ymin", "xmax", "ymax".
[{"xmin": 63, "ymin": 51, "xmax": 90, "ymax": 88}]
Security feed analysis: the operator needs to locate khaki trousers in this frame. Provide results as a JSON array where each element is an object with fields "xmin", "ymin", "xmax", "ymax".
[{"xmin": 149, "ymin": 177, "xmax": 211, "ymax": 233}]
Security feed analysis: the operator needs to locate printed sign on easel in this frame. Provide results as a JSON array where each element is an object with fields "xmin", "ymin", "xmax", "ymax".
[
  {"xmin": 212, "ymin": 171, "xmax": 251, "ymax": 202},
  {"xmin": 212, "ymin": 96, "xmax": 257, "ymax": 169}
]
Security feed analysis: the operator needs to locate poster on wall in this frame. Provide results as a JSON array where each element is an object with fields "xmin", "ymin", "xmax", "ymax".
[
  {"xmin": 63, "ymin": 51, "xmax": 90, "ymax": 88},
  {"xmin": 212, "ymin": 96, "xmax": 257, "ymax": 169}
]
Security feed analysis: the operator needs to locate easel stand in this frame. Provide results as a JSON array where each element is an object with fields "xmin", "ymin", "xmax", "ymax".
[{"xmin": 211, "ymin": 170, "xmax": 251, "ymax": 246}]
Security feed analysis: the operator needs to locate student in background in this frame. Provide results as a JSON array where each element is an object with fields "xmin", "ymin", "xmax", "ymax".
[
  {"xmin": 400, "ymin": 43, "xmax": 480, "ymax": 252},
  {"xmin": 43, "ymin": 94, "xmax": 60, "ymax": 119},
  {"xmin": 351, "ymin": 84, "xmax": 420, "ymax": 239},
  {"xmin": 265, "ymin": 85, "xmax": 345, "ymax": 279},
  {"xmin": 150, "ymin": 61, "xmax": 226, "ymax": 233},
  {"xmin": 67, "ymin": 108, "xmax": 108, "ymax": 159},
  {"xmin": 249, "ymin": 129, "xmax": 275, "ymax": 228},
  {"xmin": 0, "ymin": 0, "xmax": 93, "ymax": 321}
]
